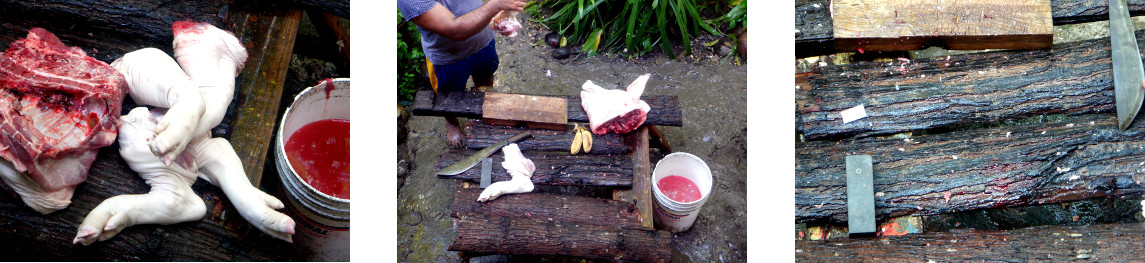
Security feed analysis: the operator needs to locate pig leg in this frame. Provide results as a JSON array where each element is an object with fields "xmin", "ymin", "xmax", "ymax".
[
  {"xmin": 186, "ymin": 136, "xmax": 295, "ymax": 243},
  {"xmin": 112, "ymin": 48, "xmax": 206, "ymax": 166}
]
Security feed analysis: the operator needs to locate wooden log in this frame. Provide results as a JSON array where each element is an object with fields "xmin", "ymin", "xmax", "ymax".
[
  {"xmin": 283, "ymin": 0, "xmax": 348, "ymax": 18},
  {"xmin": 305, "ymin": 10, "xmax": 350, "ymax": 70},
  {"xmin": 437, "ymin": 151, "xmax": 633, "ymax": 187},
  {"xmin": 796, "ymin": 114, "xmax": 1145, "ymax": 223},
  {"xmin": 481, "ymin": 92, "xmax": 568, "ymax": 130},
  {"xmin": 832, "ymin": 0, "xmax": 1053, "ymax": 52},
  {"xmin": 796, "ymin": 0, "xmax": 1145, "ymax": 57},
  {"xmin": 796, "ymin": 29, "xmax": 1135, "ymax": 141},
  {"xmin": 0, "ymin": 0, "xmax": 230, "ymax": 62},
  {"xmin": 463, "ymin": 120, "xmax": 630, "ymax": 155},
  {"xmin": 0, "ymin": 148, "xmax": 301, "ymax": 261},
  {"xmin": 227, "ymin": 7, "xmax": 302, "ymax": 186},
  {"xmin": 412, "ymin": 90, "xmax": 684, "ymax": 127},
  {"xmin": 613, "ymin": 127, "xmax": 654, "ymax": 230},
  {"xmin": 796, "ymin": 223, "xmax": 1145, "ymax": 261},
  {"xmin": 451, "ymin": 188, "xmax": 645, "ymax": 230},
  {"xmin": 448, "ymin": 214, "xmax": 671, "ymax": 263}
]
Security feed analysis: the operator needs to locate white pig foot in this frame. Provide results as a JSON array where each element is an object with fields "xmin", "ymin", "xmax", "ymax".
[
  {"xmin": 73, "ymin": 185, "xmax": 206, "ymax": 245},
  {"xmin": 227, "ymin": 185, "xmax": 296, "ymax": 243}
]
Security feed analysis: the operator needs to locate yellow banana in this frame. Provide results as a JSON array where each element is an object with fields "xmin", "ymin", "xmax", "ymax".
[
  {"xmin": 570, "ymin": 124, "xmax": 582, "ymax": 154},
  {"xmin": 581, "ymin": 127, "xmax": 593, "ymax": 153}
]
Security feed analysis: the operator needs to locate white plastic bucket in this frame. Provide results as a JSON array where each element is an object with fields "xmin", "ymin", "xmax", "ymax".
[
  {"xmin": 651, "ymin": 152, "xmax": 713, "ymax": 233},
  {"xmin": 275, "ymin": 78, "xmax": 350, "ymax": 261}
]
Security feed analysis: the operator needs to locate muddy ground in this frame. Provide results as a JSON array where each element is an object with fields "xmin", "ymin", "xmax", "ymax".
[{"xmin": 396, "ymin": 13, "xmax": 747, "ymax": 263}]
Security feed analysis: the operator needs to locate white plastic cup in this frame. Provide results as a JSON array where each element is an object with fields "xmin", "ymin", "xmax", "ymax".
[
  {"xmin": 275, "ymin": 78, "xmax": 350, "ymax": 261},
  {"xmin": 651, "ymin": 152, "xmax": 714, "ymax": 233}
]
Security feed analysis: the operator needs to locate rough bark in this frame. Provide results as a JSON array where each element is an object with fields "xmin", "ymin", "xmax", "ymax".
[
  {"xmin": 448, "ymin": 214, "xmax": 671, "ymax": 263},
  {"xmin": 795, "ymin": 30, "xmax": 1137, "ymax": 141},
  {"xmin": 437, "ymin": 151, "xmax": 634, "ymax": 187},
  {"xmin": 452, "ymin": 188, "xmax": 645, "ymax": 230},
  {"xmin": 796, "ymin": 114, "xmax": 1145, "ymax": 223},
  {"xmin": 413, "ymin": 90, "xmax": 684, "ymax": 127},
  {"xmin": 283, "ymin": 0, "xmax": 348, "ymax": 18},
  {"xmin": 795, "ymin": 0, "xmax": 1145, "ymax": 57},
  {"xmin": 796, "ymin": 223, "xmax": 1145, "ymax": 262},
  {"xmin": 463, "ymin": 120, "xmax": 630, "ymax": 155}
]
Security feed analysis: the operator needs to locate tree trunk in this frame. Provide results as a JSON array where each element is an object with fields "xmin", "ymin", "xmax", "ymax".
[
  {"xmin": 463, "ymin": 120, "xmax": 630, "ymax": 155},
  {"xmin": 796, "ymin": 114, "xmax": 1145, "ymax": 223},
  {"xmin": 451, "ymin": 188, "xmax": 645, "ymax": 230},
  {"xmin": 437, "ymin": 151, "xmax": 634, "ymax": 187},
  {"xmin": 413, "ymin": 90, "xmax": 684, "ymax": 127},
  {"xmin": 796, "ymin": 223, "xmax": 1145, "ymax": 262},
  {"xmin": 448, "ymin": 214, "xmax": 671, "ymax": 263}
]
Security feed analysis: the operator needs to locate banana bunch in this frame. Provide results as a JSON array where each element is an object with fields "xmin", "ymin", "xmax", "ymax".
[{"xmin": 570, "ymin": 123, "xmax": 593, "ymax": 154}]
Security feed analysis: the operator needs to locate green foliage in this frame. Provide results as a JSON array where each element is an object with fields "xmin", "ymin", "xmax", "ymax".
[
  {"xmin": 538, "ymin": 0, "xmax": 720, "ymax": 59},
  {"xmin": 397, "ymin": 10, "xmax": 425, "ymax": 102}
]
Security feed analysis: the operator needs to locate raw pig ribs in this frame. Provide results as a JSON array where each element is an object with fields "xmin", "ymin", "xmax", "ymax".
[
  {"xmin": 490, "ymin": 10, "xmax": 522, "ymax": 37},
  {"xmin": 0, "ymin": 28, "xmax": 128, "ymax": 213},
  {"xmin": 579, "ymin": 74, "xmax": 651, "ymax": 135}
]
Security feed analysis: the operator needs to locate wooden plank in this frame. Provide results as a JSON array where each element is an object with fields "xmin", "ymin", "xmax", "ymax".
[
  {"xmin": 796, "ymin": 0, "xmax": 1145, "ymax": 57},
  {"xmin": 0, "ymin": 148, "xmax": 302, "ymax": 261},
  {"xmin": 796, "ymin": 114, "xmax": 1145, "ymax": 223},
  {"xmin": 227, "ymin": 7, "xmax": 303, "ymax": 186},
  {"xmin": 448, "ymin": 214, "xmax": 671, "ymax": 263},
  {"xmin": 613, "ymin": 127, "xmax": 654, "ymax": 230},
  {"xmin": 437, "ymin": 151, "xmax": 633, "ymax": 187},
  {"xmin": 831, "ymin": 0, "xmax": 1053, "ymax": 52},
  {"xmin": 796, "ymin": 29, "xmax": 1132, "ymax": 141},
  {"xmin": 451, "ymin": 188, "xmax": 645, "ymax": 230},
  {"xmin": 463, "ymin": 120, "xmax": 630, "ymax": 155},
  {"xmin": 797, "ymin": 223, "xmax": 1145, "ymax": 261},
  {"xmin": 481, "ymin": 92, "xmax": 568, "ymax": 130},
  {"xmin": 413, "ymin": 90, "xmax": 684, "ymax": 127}
]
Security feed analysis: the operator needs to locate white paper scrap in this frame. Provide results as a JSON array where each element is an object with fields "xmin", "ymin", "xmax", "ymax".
[{"xmin": 840, "ymin": 104, "xmax": 868, "ymax": 124}]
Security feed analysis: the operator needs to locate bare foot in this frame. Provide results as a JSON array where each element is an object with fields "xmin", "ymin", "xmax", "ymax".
[{"xmin": 445, "ymin": 119, "xmax": 464, "ymax": 148}]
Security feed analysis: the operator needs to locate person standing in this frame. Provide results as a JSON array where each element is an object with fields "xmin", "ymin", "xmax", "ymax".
[{"xmin": 399, "ymin": 0, "xmax": 526, "ymax": 147}]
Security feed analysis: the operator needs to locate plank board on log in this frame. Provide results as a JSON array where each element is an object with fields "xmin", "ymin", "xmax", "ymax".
[
  {"xmin": 796, "ymin": 0, "xmax": 1145, "ymax": 57},
  {"xmin": 612, "ymin": 127, "xmax": 654, "ymax": 230},
  {"xmin": 437, "ymin": 151, "xmax": 633, "ymax": 187},
  {"xmin": 228, "ymin": 7, "xmax": 302, "ymax": 186},
  {"xmin": 451, "ymin": 188, "xmax": 645, "ymax": 230},
  {"xmin": 412, "ymin": 90, "xmax": 684, "ymax": 127},
  {"xmin": 482, "ymin": 92, "xmax": 568, "ymax": 130},
  {"xmin": 796, "ymin": 114, "xmax": 1145, "ymax": 223},
  {"xmin": 797, "ymin": 223, "xmax": 1145, "ymax": 261},
  {"xmin": 463, "ymin": 120, "xmax": 630, "ymax": 155},
  {"xmin": 448, "ymin": 214, "xmax": 671, "ymax": 263},
  {"xmin": 831, "ymin": 0, "xmax": 1053, "ymax": 52},
  {"xmin": 0, "ymin": 148, "xmax": 302, "ymax": 261},
  {"xmin": 795, "ymin": 29, "xmax": 1138, "ymax": 141}
]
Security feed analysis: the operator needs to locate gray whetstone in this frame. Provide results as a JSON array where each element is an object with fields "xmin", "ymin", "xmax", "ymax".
[
  {"xmin": 480, "ymin": 158, "xmax": 492, "ymax": 188},
  {"xmin": 845, "ymin": 155, "xmax": 876, "ymax": 237}
]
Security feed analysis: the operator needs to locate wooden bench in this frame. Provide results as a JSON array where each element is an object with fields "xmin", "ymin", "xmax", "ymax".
[
  {"xmin": 0, "ymin": 0, "xmax": 345, "ymax": 260},
  {"xmin": 418, "ymin": 91, "xmax": 679, "ymax": 262}
]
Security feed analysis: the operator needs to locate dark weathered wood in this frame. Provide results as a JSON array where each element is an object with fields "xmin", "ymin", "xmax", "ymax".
[
  {"xmin": 463, "ymin": 120, "xmax": 630, "ymax": 155},
  {"xmin": 448, "ymin": 214, "xmax": 671, "ymax": 263},
  {"xmin": 795, "ymin": 30, "xmax": 1138, "ymax": 141},
  {"xmin": 0, "ymin": 148, "xmax": 302, "ymax": 261},
  {"xmin": 451, "ymin": 188, "xmax": 645, "ymax": 230},
  {"xmin": 228, "ymin": 7, "xmax": 302, "ymax": 186},
  {"xmin": 613, "ymin": 127, "xmax": 654, "ymax": 230},
  {"xmin": 437, "ymin": 151, "xmax": 633, "ymax": 187},
  {"xmin": 284, "ymin": 0, "xmax": 348, "ymax": 18},
  {"xmin": 0, "ymin": 0, "xmax": 230, "ymax": 62},
  {"xmin": 796, "ymin": 114, "xmax": 1145, "ymax": 223},
  {"xmin": 795, "ymin": 0, "xmax": 1145, "ymax": 57},
  {"xmin": 306, "ymin": 10, "xmax": 350, "ymax": 69},
  {"xmin": 412, "ymin": 90, "xmax": 684, "ymax": 127},
  {"xmin": 797, "ymin": 223, "xmax": 1145, "ymax": 261},
  {"xmin": 831, "ymin": 0, "xmax": 1053, "ymax": 52},
  {"xmin": 482, "ymin": 92, "xmax": 568, "ymax": 130}
]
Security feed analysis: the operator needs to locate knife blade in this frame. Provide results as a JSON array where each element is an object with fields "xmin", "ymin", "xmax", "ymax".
[
  {"xmin": 1111, "ymin": 0, "xmax": 1145, "ymax": 131},
  {"xmin": 436, "ymin": 131, "xmax": 532, "ymax": 176}
]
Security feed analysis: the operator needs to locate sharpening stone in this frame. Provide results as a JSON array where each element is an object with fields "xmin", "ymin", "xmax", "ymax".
[
  {"xmin": 480, "ymin": 158, "xmax": 492, "ymax": 188},
  {"xmin": 846, "ymin": 155, "xmax": 876, "ymax": 237}
]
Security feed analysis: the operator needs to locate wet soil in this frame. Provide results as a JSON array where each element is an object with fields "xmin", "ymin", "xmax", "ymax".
[{"xmin": 396, "ymin": 12, "xmax": 747, "ymax": 263}]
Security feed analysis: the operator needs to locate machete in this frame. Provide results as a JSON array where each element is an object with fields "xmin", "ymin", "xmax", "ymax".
[
  {"xmin": 1111, "ymin": 0, "xmax": 1145, "ymax": 131},
  {"xmin": 436, "ymin": 131, "xmax": 532, "ymax": 176}
]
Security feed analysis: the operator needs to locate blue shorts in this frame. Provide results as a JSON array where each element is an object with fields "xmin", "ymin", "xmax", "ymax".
[{"xmin": 434, "ymin": 40, "xmax": 499, "ymax": 92}]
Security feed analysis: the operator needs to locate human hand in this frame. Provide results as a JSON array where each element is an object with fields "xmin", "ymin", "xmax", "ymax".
[{"xmin": 491, "ymin": 0, "xmax": 527, "ymax": 12}]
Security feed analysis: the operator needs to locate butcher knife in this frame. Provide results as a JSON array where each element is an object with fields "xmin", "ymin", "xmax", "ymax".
[
  {"xmin": 436, "ymin": 131, "xmax": 532, "ymax": 176},
  {"xmin": 1111, "ymin": 0, "xmax": 1145, "ymax": 131}
]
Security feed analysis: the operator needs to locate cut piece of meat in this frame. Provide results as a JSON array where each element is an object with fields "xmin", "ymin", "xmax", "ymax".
[
  {"xmin": 579, "ymin": 74, "xmax": 652, "ymax": 135},
  {"xmin": 0, "ymin": 28, "xmax": 128, "ymax": 213},
  {"xmin": 491, "ymin": 10, "xmax": 522, "ymax": 37}
]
